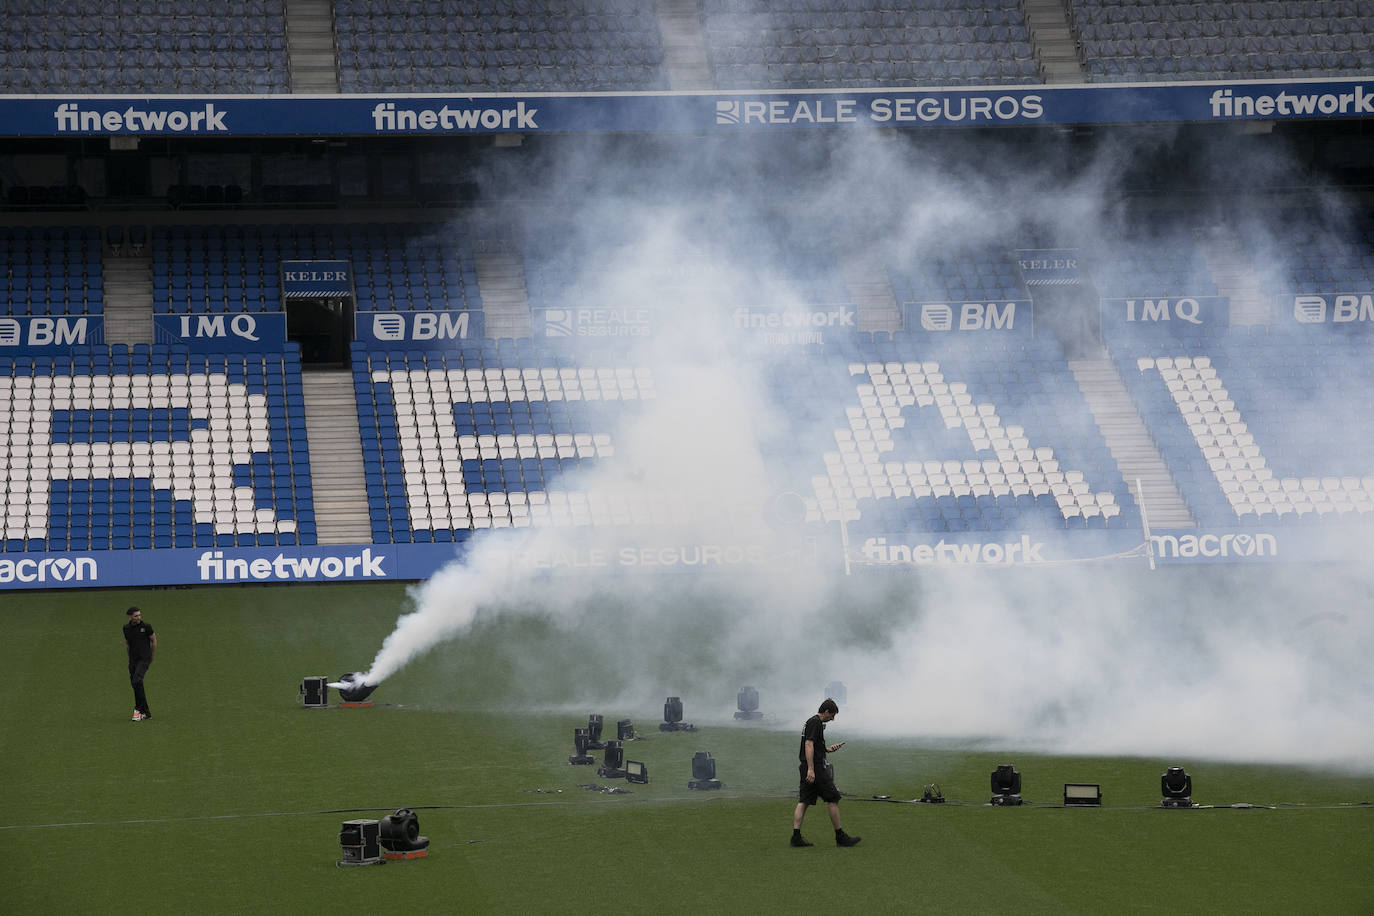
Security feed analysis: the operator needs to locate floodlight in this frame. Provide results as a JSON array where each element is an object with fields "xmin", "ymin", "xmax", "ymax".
[
  {"xmin": 1063, "ymin": 783, "xmax": 1102, "ymax": 807},
  {"xmin": 989, "ymin": 764, "xmax": 1023, "ymax": 806},
  {"xmin": 688, "ymin": 750, "xmax": 722, "ymax": 790},
  {"xmin": 1161, "ymin": 766, "xmax": 1194, "ymax": 808},
  {"xmin": 378, "ymin": 808, "xmax": 430, "ymax": 860},
  {"xmin": 587, "ymin": 713, "xmax": 606, "ymax": 749},
  {"xmin": 597, "ymin": 739, "xmax": 627, "ymax": 779},
  {"xmin": 825, "ymin": 681, "xmax": 847, "ymax": 705},
  {"xmin": 616, "ymin": 718, "xmax": 636, "ymax": 741},
  {"xmin": 625, "ymin": 760, "xmax": 649, "ymax": 785},
  {"xmin": 660, "ymin": 696, "xmax": 696, "ymax": 732},
  {"xmin": 568, "ymin": 727, "xmax": 595, "ymax": 765},
  {"xmin": 734, "ymin": 685, "xmax": 763, "ymax": 720}
]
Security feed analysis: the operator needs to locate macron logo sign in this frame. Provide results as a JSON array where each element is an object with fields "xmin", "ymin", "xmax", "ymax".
[{"xmin": 54, "ymin": 103, "xmax": 227, "ymax": 133}]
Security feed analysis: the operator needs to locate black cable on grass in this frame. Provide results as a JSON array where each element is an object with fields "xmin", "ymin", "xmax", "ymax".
[{"xmin": 5, "ymin": 796, "xmax": 1366, "ymax": 833}]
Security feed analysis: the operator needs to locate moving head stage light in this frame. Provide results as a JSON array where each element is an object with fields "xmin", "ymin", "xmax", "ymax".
[
  {"xmin": 587, "ymin": 714, "xmax": 607, "ymax": 749},
  {"xmin": 660, "ymin": 696, "xmax": 696, "ymax": 732},
  {"xmin": 688, "ymin": 751, "xmax": 722, "ymax": 790},
  {"xmin": 1161, "ymin": 766, "xmax": 1195, "ymax": 808},
  {"xmin": 734, "ymin": 686, "xmax": 763, "ymax": 721},
  {"xmin": 989, "ymin": 764, "xmax": 1023, "ymax": 806},
  {"xmin": 569, "ymin": 727, "xmax": 596, "ymax": 765},
  {"xmin": 597, "ymin": 739, "xmax": 627, "ymax": 779},
  {"xmin": 617, "ymin": 718, "xmax": 637, "ymax": 741}
]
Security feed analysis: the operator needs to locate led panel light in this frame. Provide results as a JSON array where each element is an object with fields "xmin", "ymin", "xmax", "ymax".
[{"xmin": 1063, "ymin": 783, "xmax": 1102, "ymax": 806}]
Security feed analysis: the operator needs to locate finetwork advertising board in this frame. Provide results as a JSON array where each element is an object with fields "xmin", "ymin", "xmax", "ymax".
[
  {"xmin": 2, "ymin": 79, "xmax": 1370, "ymax": 137},
  {"xmin": 0, "ymin": 524, "xmax": 1366, "ymax": 590}
]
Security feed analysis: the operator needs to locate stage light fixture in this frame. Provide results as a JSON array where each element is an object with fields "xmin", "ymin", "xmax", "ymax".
[
  {"xmin": 568, "ymin": 727, "xmax": 595, "ymax": 765},
  {"xmin": 625, "ymin": 760, "xmax": 649, "ymax": 785},
  {"xmin": 616, "ymin": 718, "xmax": 636, "ymax": 741},
  {"xmin": 1063, "ymin": 783, "xmax": 1102, "ymax": 806},
  {"xmin": 688, "ymin": 750, "xmax": 723, "ymax": 790},
  {"xmin": 378, "ymin": 808, "xmax": 430, "ymax": 860},
  {"xmin": 587, "ymin": 713, "xmax": 606, "ymax": 749},
  {"xmin": 660, "ymin": 696, "xmax": 696, "ymax": 732},
  {"xmin": 825, "ymin": 681, "xmax": 847, "ymax": 705},
  {"xmin": 734, "ymin": 685, "xmax": 763, "ymax": 721},
  {"xmin": 989, "ymin": 764, "xmax": 1023, "ymax": 806},
  {"xmin": 597, "ymin": 739, "xmax": 627, "ymax": 779},
  {"xmin": 1161, "ymin": 766, "xmax": 1194, "ymax": 808}
]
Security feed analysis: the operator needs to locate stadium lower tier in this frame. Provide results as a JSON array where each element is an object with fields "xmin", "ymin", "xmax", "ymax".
[
  {"xmin": 0, "ymin": 334, "xmax": 1370, "ymax": 572},
  {"xmin": 0, "ymin": 347, "xmax": 313, "ymax": 550},
  {"xmin": 1112, "ymin": 331, "xmax": 1374, "ymax": 526}
]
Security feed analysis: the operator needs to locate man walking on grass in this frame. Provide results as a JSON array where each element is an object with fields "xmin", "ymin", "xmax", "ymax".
[
  {"xmin": 123, "ymin": 606, "xmax": 156, "ymax": 721},
  {"xmin": 791, "ymin": 697, "xmax": 861, "ymax": 847}
]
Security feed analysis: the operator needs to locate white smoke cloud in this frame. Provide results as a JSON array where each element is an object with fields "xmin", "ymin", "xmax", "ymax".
[{"xmin": 354, "ymin": 127, "xmax": 1374, "ymax": 771}]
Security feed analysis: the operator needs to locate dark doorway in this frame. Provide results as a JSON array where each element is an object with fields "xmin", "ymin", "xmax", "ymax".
[
  {"xmin": 287, "ymin": 297, "xmax": 352, "ymax": 367},
  {"xmin": 106, "ymin": 154, "xmax": 150, "ymax": 197}
]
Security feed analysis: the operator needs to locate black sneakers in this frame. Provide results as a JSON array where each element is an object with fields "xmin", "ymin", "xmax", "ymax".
[
  {"xmin": 835, "ymin": 831, "xmax": 862, "ymax": 847},
  {"xmin": 789, "ymin": 834, "xmax": 814, "ymax": 847}
]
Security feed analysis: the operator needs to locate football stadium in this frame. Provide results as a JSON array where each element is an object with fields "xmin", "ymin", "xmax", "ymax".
[{"xmin": 2, "ymin": 1, "xmax": 1373, "ymax": 912}]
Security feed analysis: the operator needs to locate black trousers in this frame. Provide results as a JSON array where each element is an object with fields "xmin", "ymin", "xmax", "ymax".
[{"xmin": 128, "ymin": 658, "xmax": 151, "ymax": 715}]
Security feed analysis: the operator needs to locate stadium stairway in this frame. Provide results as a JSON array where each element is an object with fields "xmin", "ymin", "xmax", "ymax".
[
  {"xmin": 655, "ymin": 0, "xmax": 714, "ymax": 90},
  {"xmin": 474, "ymin": 249, "xmax": 533, "ymax": 340},
  {"xmin": 300, "ymin": 370, "xmax": 372, "ymax": 543},
  {"xmin": 286, "ymin": 0, "xmax": 339, "ymax": 93},
  {"xmin": 1069, "ymin": 357, "xmax": 1195, "ymax": 529},
  {"xmin": 1197, "ymin": 228, "xmax": 1273, "ymax": 327},
  {"xmin": 1026, "ymin": 0, "xmax": 1085, "ymax": 84},
  {"xmin": 101, "ymin": 252, "xmax": 154, "ymax": 346},
  {"xmin": 844, "ymin": 251, "xmax": 902, "ymax": 335}
]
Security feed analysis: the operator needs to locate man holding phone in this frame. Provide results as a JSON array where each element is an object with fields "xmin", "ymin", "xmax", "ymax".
[{"xmin": 791, "ymin": 697, "xmax": 861, "ymax": 847}]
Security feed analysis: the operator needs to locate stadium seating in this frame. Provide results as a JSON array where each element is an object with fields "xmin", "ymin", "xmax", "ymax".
[
  {"xmin": 1070, "ymin": 0, "xmax": 1374, "ymax": 82},
  {"xmin": 150, "ymin": 223, "xmax": 481, "ymax": 314},
  {"xmin": 0, "ymin": 0, "xmax": 290, "ymax": 93},
  {"xmin": 1113, "ymin": 330, "xmax": 1374, "ymax": 527},
  {"xmin": 888, "ymin": 245, "xmax": 1029, "ymax": 304},
  {"xmin": 0, "ymin": 344, "xmax": 314, "ymax": 552},
  {"xmin": 1266, "ymin": 210, "xmax": 1374, "ymax": 296},
  {"xmin": 785, "ymin": 334, "xmax": 1138, "ymax": 536},
  {"xmin": 351, "ymin": 341, "xmax": 659, "ymax": 542},
  {"xmin": 700, "ymin": 0, "xmax": 1039, "ymax": 89},
  {"xmin": 0, "ymin": 227, "xmax": 104, "ymax": 317},
  {"xmin": 334, "ymin": 0, "xmax": 670, "ymax": 93}
]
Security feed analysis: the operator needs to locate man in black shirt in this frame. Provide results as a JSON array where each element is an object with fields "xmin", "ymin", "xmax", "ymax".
[
  {"xmin": 791, "ymin": 697, "xmax": 860, "ymax": 847},
  {"xmin": 122, "ymin": 606, "xmax": 156, "ymax": 721}
]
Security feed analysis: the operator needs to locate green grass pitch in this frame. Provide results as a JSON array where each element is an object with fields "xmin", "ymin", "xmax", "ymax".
[{"xmin": 2, "ymin": 583, "xmax": 1370, "ymax": 915}]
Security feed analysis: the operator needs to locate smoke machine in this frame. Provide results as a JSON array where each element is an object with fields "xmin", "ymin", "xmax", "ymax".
[{"xmin": 329, "ymin": 672, "xmax": 377, "ymax": 707}]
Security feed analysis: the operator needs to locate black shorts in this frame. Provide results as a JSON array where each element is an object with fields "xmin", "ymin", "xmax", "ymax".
[{"xmin": 798, "ymin": 765, "xmax": 841, "ymax": 806}]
